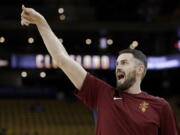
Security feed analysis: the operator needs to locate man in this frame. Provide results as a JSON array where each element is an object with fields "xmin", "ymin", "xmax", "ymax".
[{"xmin": 21, "ymin": 5, "xmax": 179, "ymax": 135}]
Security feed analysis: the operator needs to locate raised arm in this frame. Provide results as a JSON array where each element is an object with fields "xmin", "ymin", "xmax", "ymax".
[{"xmin": 21, "ymin": 5, "xmax": 87, "ymax": 90}]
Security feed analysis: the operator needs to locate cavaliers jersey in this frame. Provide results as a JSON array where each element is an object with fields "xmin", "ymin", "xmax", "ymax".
[{"xmin": 75, "ymin": 73, "xmax": 179, "ymax": 135}]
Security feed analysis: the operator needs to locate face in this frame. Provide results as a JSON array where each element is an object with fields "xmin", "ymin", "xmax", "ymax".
[{"xmin": 115, "ymin": 53, "xmax": 138, "ymax": 92}]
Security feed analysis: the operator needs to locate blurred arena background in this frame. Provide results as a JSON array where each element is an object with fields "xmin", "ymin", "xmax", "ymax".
[{"xmin": 0, "ymin": 0, "xmax": 180, "ymax": 134}]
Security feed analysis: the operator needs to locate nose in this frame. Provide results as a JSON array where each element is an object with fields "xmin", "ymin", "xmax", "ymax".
[
  {"xmin": 116, "ymin": 62, "xmax": 123, "ymax": 72},
  {"xmin": 116, "ymin": 68, "xmax": 123, "ymax": 73},
  {"xmin": 116, "ymin": 63, "xmax": 121, "ymax": 69}
]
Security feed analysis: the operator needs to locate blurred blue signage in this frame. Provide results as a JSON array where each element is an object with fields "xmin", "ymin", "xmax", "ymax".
[{"xmin": 10, "ymin": 54, "xmax": 180, "ymax": 70}]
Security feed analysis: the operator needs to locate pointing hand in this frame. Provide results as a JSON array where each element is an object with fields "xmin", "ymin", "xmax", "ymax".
[{"xmin": 21, "ymin": 5, "xmax": 44, "ymax": 26}]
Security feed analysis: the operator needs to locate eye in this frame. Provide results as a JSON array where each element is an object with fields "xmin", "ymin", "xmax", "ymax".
[
  {"xmin": 121, "ymin": 61, "xmax": 128, "ymax": 65},
  {"xmin": 116, "ymin": 62, "xmax": 118, "ymax": 66}
]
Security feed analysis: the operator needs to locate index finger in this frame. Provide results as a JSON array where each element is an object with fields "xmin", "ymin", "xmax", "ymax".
[
  {"xmin": 22, "ymin": 5, "xmax": 31, "ymax": 14},
  {"xmin": 22, "ymin": 5, "xmax": 26, "ymax": 11}
]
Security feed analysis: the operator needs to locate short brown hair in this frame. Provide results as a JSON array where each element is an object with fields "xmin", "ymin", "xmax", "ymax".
[{"xmin": 119, "ymin": 49, "xmax": 147, "ymax": 79}]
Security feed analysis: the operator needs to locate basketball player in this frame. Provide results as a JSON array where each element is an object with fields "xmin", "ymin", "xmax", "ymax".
[{"xmin": 21, "ymin": 5, "xmax": 180, "ymax": 135}]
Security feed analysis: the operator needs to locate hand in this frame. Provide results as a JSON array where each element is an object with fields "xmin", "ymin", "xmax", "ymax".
[
  {"xmin": 21, "ymin": 5, "xmax": 44, "ymax": 26},
  {"xmin": 129, "ymin": 41, "xmax": 138, "ymax": 49}
]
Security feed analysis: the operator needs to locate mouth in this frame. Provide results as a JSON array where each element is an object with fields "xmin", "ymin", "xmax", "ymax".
[{"xmin": 117, "ymin": 72, "xmax": 125, "ymax": 81}]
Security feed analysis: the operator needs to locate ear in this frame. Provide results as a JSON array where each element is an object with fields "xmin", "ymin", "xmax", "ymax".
[{"xmin": 136, "ymin": 65, "xmax": 144, "ymax": 75}]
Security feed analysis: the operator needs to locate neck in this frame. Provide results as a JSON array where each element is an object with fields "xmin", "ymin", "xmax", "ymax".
[{"xmin": 124, "ymin": 80, "xmax": 141, "ymax": 94}]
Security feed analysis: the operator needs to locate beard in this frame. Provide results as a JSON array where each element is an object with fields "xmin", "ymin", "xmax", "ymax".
[{"xmin": 116, "ymin": 70, "xmax": 136, "ymax": 92}]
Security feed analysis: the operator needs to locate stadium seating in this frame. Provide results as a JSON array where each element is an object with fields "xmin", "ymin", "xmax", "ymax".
[
  {"xmin": 0, "ymin": 97, "xmax": 179, "ymax": 135},
  {"xmin": 0, "ymin": 99, "xmax": 95, "ymax": 135}
]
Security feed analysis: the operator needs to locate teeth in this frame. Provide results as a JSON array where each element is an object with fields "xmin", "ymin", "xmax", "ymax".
[
  {"xmin": 116, "ymin": 71, "xmax": 125, "ymax": 80},
  {"xmin": 118, "ymin": 74, "xmax": 124, "ymax": 80}
]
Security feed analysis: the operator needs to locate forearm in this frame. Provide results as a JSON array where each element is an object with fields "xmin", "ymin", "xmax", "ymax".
[
  {"xmin": 36, "ymin": 17, "xmax": 87, "ymax": 89},
  {"xmin": 36, "ymin": 17, "xmax": 68, "ymax": 66},
  {"xmin": 21, "ymin": 5, "xmax": 87, "ymax": 89}
]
